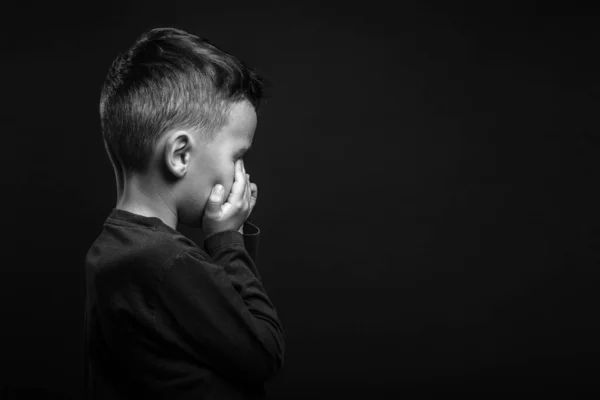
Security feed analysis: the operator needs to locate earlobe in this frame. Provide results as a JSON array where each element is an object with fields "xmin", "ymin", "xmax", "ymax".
[{"xmin": 164, "ymin": 131, "xmax": 192, "ymax": 178}]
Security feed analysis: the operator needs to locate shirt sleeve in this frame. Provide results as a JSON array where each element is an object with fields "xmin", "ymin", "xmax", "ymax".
[
  {"xmin": 241, "ymin": 221, "xmax": 260, "ymax": 276},
  {"xmin": 156, "ymin": 223, "xmax": 284, "ymax": 384}
]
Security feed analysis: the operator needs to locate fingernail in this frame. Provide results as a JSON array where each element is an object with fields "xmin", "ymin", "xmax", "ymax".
[{"xmin": 215, "ymin": 185, "xmax": 223, "ymax": 194}]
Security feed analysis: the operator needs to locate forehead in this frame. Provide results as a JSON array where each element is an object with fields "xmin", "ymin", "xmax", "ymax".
[{"xmin": 218, "ymin": 100, "xmax": 257, "ymax": 146}]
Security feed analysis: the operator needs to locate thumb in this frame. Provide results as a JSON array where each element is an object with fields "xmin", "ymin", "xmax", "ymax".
[{"xmin": 205, "ymin": 185, "xmax": 225, "ymax": 215}]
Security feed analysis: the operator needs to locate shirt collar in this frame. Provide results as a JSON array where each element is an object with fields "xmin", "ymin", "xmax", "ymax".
[{"xmin": 106, "ymin": 208, "xmax": 177, "ymax": 234}]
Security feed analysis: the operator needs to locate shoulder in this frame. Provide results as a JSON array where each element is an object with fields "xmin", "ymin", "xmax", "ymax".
[
  {"xmin": 87, "ymin": 222, "xmax": 211, "ymax": 279},
  {"xmin": 146, "ymin": 229, "xmax": 211, "ymax": 269}
]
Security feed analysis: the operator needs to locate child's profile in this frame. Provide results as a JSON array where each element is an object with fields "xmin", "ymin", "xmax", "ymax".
[{"xmin": 83, "ymin": 27, "xmax": 284, "ymax": 399}]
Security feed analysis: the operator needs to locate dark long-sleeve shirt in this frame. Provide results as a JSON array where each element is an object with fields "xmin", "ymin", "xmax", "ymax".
[{"xmin": 83, "ymin": 209, "xmax": 285, "ymax": 399}]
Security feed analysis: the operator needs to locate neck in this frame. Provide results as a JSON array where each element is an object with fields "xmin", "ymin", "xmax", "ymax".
[{"xmin": 116, "ymin": 172, "xmax": 178, "ymax": 230}]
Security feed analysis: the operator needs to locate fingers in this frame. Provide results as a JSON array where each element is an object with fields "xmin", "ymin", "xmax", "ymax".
[
  {"xmin": 203, "ymin": 160, "xmax": 256, "ymax": 234},
  {"xmin": 242, "ymin": 163, "xmax": 250, "ymax": 208},
  {"xmin": 205, "ymin": 184, "xmax": 226, "ymax": 217},
  {"xmin": 245, "ymin": 173, "xmax": 251, "ymax": 203},
  {"xmin": 227, "ymin": 159, "xmax": 248, "ymax": 206},
  {"xmin": 249, "ymin": 182, "xmax": 258, "ymax": 210},
  {"xmin": 242, "ymin": 161, "xmax": 251, "ymax": 207}
]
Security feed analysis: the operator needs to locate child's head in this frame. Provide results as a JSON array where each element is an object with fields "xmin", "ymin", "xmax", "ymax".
[{"xmin": 99, "ymin": 27, "xmax": 264, "ymax": 227}]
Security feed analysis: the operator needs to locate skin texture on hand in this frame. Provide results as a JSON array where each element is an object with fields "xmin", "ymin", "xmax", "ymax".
[{"xmin": 202, "ymin": 159, "xmax": 258, "ymax": 237}]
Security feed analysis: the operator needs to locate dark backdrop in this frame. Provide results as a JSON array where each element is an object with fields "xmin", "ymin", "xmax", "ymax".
[{"xmin": 2, "ymin": 1, "xmax": 600, "ymax": 398}]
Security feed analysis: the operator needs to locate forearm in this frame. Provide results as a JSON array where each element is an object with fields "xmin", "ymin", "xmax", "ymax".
[
  {"xmin": 204, "ymin": 228, "xmax": 284, "ymax": 360},
  {"xmin": 159, "ymin": 244, "xmax": 285, "ymax": 384}
]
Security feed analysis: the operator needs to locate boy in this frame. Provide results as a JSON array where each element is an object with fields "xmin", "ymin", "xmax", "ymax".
[{"xmin": 83, "ymin": 27, "xmax": 285, "ymax": 399}]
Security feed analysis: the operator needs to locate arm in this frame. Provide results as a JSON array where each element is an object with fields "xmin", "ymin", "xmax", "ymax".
[
  {"xmin": 210, "ymin": 221, "xmax": 260, "ymax": 261},
  {"xmin": 157, "ymin": 225, "xmax": 284, "ymax": 384}
]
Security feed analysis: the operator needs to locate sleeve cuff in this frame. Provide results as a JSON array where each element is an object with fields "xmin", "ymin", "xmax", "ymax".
[
  {"xmin": 203, "ymin": 221, "xmax": 260, "ymax": 255},
  {"xmin": 242, "ymin": 220, "xmax": 260, "ymax": 236},
  {"xmin": 204, "ymin": 229, "xmax": 244, "ymax": 255}
]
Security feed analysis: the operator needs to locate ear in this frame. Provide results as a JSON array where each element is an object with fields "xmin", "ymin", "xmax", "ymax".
[{"xmin": 164, "ymin": 130, "xmax": 193, "ymax": 178}]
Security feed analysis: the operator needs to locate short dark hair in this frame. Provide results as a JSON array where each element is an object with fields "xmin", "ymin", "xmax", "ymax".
[{"xmin": 99, "ymin": 27, "xmax": 265, "ymax": 173}]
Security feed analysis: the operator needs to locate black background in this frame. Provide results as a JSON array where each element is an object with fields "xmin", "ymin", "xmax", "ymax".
[{"xmin": 2, "ymin": 1, "xmax": 600, "ymax": 398}]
